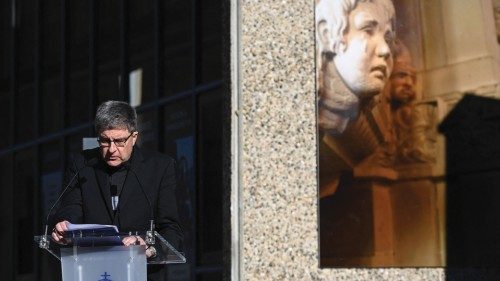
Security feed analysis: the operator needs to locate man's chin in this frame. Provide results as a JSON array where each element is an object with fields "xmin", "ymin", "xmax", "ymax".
[
  {"xmin": 394, "ymin": 92, "xmax": 415, "ymax": 103},
  {"xmin": 106, "ymin": 160, "xmax": 123, "ymax": 167}
]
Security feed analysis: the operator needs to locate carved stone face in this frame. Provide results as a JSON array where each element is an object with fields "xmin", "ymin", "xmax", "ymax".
[{"xmin": 333, "ymin": 0, "xmax": 395, "ymax": 98}]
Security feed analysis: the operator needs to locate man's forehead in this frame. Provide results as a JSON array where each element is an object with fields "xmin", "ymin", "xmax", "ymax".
[
  {"xmin": 100, "ymin": 128, "xmax": 130, "ymax": 137},
  {"xmin": 391, "ymin": 68, "xmax": 416, "ymax": 77}
]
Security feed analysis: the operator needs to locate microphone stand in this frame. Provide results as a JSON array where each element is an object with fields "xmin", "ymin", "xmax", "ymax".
[
  {"xmin": 146, "ymin": 220, "xmax": 155, "ymax": 245},
  {"xmin": 39, "ymin": 225, "xmax": 50, "ymax": 249},
  {"xmin": 39, "ymin": 158, "xmax": 96, "ymax": 249},
  {"xmin": 39, "ymin": 168, "xmax": 80, "ymax": 249}
]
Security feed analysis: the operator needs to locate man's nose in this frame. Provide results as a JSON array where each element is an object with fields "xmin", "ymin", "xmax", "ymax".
[
  {"xmin": 403, "ymin": 75, "xmax": 414, "ymax": 86},
  {"xmin": 108, "ymin": 141, "xmax": 118, "ymax": 153}
]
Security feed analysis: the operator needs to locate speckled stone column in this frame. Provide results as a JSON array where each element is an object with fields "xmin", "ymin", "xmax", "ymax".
[{"xmin": 237, "ymin": 0, "xmax": 445, "ymax": 280}]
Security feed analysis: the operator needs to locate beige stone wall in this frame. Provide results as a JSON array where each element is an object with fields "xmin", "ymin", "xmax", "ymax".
[
  {"xmin": 236, "ymin": 0, "xmax": 500, "ymax": 279},
  {"xmin": 421, "ymin": 0, "xmax": 500, "ymax": 104}
]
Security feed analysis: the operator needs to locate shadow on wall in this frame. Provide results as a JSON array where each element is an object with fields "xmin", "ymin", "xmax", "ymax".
[{"xmin": 439, "ymin": 94, "xmax": 500, "ymax": 279}]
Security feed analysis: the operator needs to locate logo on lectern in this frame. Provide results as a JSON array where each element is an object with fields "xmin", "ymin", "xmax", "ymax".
[{"xmin": 99, "ymin": 272, "xmax": 112, "ymax": 281}]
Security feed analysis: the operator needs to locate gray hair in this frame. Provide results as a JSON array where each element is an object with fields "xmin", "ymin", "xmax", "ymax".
[
  {"xmin": 94, "ymin": 101, "xmax": 137, "ymax": 134},
  {"xmin": 316, "ymin": 0, "xmax": 395, "ymax": 54}
]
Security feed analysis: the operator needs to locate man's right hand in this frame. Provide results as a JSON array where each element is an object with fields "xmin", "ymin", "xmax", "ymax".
[{"xmin": 51, "ymin": 220, "xmax": 69, "ymax": 243}]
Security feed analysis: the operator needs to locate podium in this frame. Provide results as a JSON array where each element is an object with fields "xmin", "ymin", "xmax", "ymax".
[{"xmin": 34, "ymin": 231, "xmax": 186, "ymax": 281}]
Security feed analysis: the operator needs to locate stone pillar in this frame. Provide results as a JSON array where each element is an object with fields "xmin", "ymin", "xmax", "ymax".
[{"xmin": 420, "ymin": 0, "xmax": 500, "ymax": 101}]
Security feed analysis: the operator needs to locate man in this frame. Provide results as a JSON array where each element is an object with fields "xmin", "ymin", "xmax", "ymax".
[
  {"xmin": 388, "ymin": 40, "xmax": 433, "ymax": 163},
  {"xmin": 51, "ymin": 101, "xmax": 183, "ymax": 279},
  {"xmin": 316, "ymin": 0, "xmax": 395, "ymax": 135},
  {"xmin": 389, "ymin": 40, "xmax": 416, "ymax": 108}
]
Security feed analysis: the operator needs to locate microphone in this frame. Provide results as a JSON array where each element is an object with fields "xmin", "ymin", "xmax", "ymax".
[
  {"xmin": 124, "ymin": 162, "xmax": 155, "ymax": 245},
  {"xmin": 39, "ymin": 157, "xmax": 97, "ymax": 249}
]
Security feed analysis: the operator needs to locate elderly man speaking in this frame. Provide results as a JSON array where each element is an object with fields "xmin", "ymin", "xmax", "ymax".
[{"xmin": 51, "ymin": 100, "xmax": 183, "ymax": 280}]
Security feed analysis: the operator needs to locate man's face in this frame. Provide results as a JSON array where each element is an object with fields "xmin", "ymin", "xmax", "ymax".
[
  {"xmin": 333, "ymin": 0, "xmax": 395, "ymax": 98},
  {"xmin": 390, "ymin": 68, "xmax": 416, "ymax": 103},
  {"xmin": 98, "ymin": 128, "xmax": 138, "ymax": 167}
]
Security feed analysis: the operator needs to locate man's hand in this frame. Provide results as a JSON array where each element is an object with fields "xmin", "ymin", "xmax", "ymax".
[
  {"xmin": 122, "ymin": 236, "xmax": 156, "ymax": 258},
  {"xmin": 51, "ymin": 220, "xmax": 69, "ymax": 244},
  {"xmin": 122, "ymin": 235, "xmax": 146, "ymax": 246}
]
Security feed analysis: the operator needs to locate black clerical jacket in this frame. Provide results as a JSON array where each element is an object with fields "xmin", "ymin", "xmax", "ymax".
[{"xmin": 53, "ymin": 145, "xmax": 183, "ymax": 250}]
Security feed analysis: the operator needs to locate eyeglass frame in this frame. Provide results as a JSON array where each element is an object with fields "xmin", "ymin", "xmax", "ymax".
[{"xmin": 97, "ymin": 132, "xmax": 136, "ymax": 147}]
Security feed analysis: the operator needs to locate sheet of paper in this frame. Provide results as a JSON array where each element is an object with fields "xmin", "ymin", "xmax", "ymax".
[{"xmin": 65, "ymin": 222, "xmax": 118, "ymax": 233}]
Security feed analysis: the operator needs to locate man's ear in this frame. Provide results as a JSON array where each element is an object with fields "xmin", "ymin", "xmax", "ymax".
[
  {"xmin": 132, "ymin": 132, "xmax": 138, "ymax": 146},
  {"xmin": 317, "ymin": 20, "xmax": 331, "ymax": 53}
]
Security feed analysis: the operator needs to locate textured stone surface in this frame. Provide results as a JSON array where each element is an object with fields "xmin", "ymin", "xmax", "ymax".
[{"xmin": 238, "ymin": 0, "xmax": 449, "ymax": 280}]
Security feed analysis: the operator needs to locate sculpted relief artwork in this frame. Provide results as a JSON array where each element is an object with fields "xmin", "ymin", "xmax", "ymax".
[
  {"xmin": 317, "ymin": 0, "xmax": 445, "ymax": 267},
  {"xmin": 316, "ymin": 0, "xmax": 395, "ymax": 135}
]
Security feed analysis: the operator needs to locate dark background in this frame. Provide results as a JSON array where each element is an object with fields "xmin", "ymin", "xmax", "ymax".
[
  {"xmin": 0, "ymin": 0, "xmax": 226, "ymax": 280},
  {"xmin": 440, "ymin": 94, "xmax": 500, "ymax": 279}
]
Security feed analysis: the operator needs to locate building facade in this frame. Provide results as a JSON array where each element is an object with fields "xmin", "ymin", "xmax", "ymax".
[{"xmin": 2, "ymin": 0, "xmax": 500, "ymax": 280}]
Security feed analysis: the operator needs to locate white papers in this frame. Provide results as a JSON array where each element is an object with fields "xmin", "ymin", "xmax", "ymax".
[{"xmin": 66, "ymin": 222, "xmax": 118, "ymax": 233}]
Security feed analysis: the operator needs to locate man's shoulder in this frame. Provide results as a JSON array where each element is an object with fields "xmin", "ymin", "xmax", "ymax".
[
  {"xmin": 69, "ymin": 147, "xmax": 100, "ymax": 166},
  {"xmin": 135, "ymin": 146, "xmax": 175, "ymax": 166},
  {"xmin": 82, "ymin": 147, "xmax": 101, "ymax": 163},
  {"xmin": 63, "ymin": 148, "xmax": 100, "ymax": 173}
]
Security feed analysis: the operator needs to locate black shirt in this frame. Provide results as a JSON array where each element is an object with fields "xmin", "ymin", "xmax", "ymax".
[{"xmin": 107, "ymin": 164, "xmax": 129, "ymax": 212}]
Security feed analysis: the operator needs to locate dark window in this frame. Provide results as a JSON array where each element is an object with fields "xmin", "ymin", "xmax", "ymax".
[
  {"xmin": 14, "ymin": 149, "xmax": 36, "ymax": 277},
  {"xmin": 163, "ymin": 0, "xmax": 193, "ymax": 96},
  {"xmin": 197, "ymin": 90, "xmax": 223, "ymax": 268},
  {"xmin": 1, "ymin": 0, "xmax": 225, "ymax": 280},
  {"xmin": 0, "ymin": 156, "xmax": 14, "ymax": 279}
]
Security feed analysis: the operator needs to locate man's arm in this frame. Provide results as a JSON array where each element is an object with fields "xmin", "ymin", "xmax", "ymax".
[{"xmin": 155, "ymin": 158, "xmax": 184, "ymax": 250}]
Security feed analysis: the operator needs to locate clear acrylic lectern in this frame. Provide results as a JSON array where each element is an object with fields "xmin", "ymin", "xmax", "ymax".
[{"xmin": 34, "ymin": 231, "xmax": 186, "ymax": 281}]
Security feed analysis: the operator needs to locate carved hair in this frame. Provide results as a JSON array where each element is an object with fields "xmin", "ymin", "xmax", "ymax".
[{"xmin": 316, "ymin": 0, "xmax": 395, "ymax": 55}]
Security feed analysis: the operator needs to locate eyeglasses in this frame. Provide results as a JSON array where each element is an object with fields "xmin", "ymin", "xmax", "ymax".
[{"xmin": 97, "ymin": 132, "xmax": 134, "ymax": 147}]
